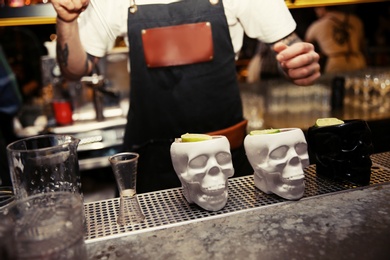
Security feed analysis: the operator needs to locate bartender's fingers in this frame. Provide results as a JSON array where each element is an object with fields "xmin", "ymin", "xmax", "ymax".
[
  {"xmin": 281, "ymin": 51, "xmax": 320, "ymax": 74},
  {"xmin": 275, "ymin": 42, "xmax": 316, "ymax": 61},
  {"xmin": 288, "ymin": 64, "xmax": 321, "ymax": 86},
  {"xmin": 274, "ymin": 42, "xmax": 321, "ymax": 85},
  {"xmin": 281, "ymin": 52, "xmax": 320, "ymax": 72}
]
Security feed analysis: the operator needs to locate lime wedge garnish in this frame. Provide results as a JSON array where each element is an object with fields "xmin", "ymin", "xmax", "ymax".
[
  {"xmin": 181, "ymin": 133, "xmax": 212, "ymax": 142},
  {"xmin": 250, "ymin": 129, "xmax": 280, "ymax": 135},
  {"xmin": 315, "ymin": 118, "xmax": 344, "ymax": 127}
]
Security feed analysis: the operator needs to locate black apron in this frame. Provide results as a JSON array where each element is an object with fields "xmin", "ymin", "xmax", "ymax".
[{"xmin": 125, "ymin": 0, "xmax": 247, "ymax": 193}]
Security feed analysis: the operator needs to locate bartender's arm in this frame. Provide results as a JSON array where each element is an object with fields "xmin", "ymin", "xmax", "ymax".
[
  {"xmin": 272, "ymin": 32, "xmax": 321, "ymax": 86},
  {"xmin": 51, "ymin": 0, "xmax": 96, "ymax": 80}
]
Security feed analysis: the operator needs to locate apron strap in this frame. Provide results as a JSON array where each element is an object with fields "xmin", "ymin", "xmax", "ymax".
[{"xmin": 129, "ymin": 0, "xmax": 219, "ymax": 14}]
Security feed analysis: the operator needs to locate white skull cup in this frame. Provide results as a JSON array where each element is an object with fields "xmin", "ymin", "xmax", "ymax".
[
  {"xmin": 170, "ymin": 135, "xmax": 234, "ymax": 211},
  {"xmin": 244, "ymin": 128, "xmax": 309, "ymax": 200}
]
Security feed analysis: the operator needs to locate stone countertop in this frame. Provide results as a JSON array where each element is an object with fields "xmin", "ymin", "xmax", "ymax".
[{"xmin": 86, "ymin": 183, "xmax": 390, "ymax": 260}]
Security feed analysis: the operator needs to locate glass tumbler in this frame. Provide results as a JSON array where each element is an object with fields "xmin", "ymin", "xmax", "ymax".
[
  {"xmin": 6, "ymin": 134, "xmax": 81, "ymax": 200},
  {"xmin": 109, "ymin": 152, "xmax": 145, "ymax": 226},
  {"xmin": 0, "ymin": 192, "xmax": 87, "ymax": 259}
]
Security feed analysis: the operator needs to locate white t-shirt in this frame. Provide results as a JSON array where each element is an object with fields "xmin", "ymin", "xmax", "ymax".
[{"xmin": 78, "ymin": 0, "xmax": 296, "ymax": 58}]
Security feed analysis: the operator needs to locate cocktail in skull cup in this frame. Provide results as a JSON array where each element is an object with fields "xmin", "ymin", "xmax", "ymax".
[
  {"xmin": 244, "ymin": 128, "xmax": 309, "ymax": 200},
  {"xmin": 170, "ymin": 135, "xmax": 234, "ymax": 211},
  {"xmin": 307, "ymin": 119, "xmax": 373, "ymax": 185}
]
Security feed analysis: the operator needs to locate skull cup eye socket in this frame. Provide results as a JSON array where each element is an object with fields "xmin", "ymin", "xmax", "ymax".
[
  {"xmin": 295, "ymin": 142, "xmax": 307, "ymax": 155},
  {"xmin": 189, "ymin": 155, "xmax": 208, "ymax": 169},
  {"xmin": 216, "ymin": 152, "xmax": 231, "ymax": 165},
  {"xmin": 342, "ymin": 131, "xmax": 371, "ymax": 152},
  {"xmin": 269, "ymin": 145, "xmax": 289, "ymax": 160}
]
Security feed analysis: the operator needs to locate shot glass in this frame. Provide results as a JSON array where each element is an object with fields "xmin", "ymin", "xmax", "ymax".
[
  {"xmin": 109, "ymin": 152, "xmax": 145, "ymax": 226},
  {"xmin": 0, "ymin": 192, "xmax": 87, "ymax": 259}
]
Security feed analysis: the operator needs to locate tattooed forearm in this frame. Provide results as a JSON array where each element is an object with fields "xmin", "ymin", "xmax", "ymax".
[
  {"xmin": 278, "ymin": 32, "xmax": 302, "ymax": 46},
  {"xmin": 56, "ymin": 42, "xmax": 94, "ymax": 79},
  {"xmin": 57, "ymin": 42, "xmax": 69, "ymax": 68}
]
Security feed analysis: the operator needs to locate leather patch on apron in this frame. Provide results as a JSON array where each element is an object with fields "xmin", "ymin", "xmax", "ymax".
[{"xmin": 142, "ymin": 22, "xmax": 214, "ymax": 68}]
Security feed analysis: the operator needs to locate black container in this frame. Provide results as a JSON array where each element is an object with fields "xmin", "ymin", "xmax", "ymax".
[{"xmin": 307, "ymin": 119, "xmax": 373, "ymax": 185}]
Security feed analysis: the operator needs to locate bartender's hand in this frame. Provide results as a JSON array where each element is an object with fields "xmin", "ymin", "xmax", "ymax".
[
  {"xmin": 50, "ymin": 0, "xmax": 90, "ymax": 22},
  {"xmin": 273, "ymin": 34, "xmax": 321, "ymax": 86}
]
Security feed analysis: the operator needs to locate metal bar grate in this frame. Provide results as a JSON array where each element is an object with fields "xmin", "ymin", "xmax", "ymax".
[{"xmin": 84, "ymin": 152, "xmax": 390, "ymax": 243}]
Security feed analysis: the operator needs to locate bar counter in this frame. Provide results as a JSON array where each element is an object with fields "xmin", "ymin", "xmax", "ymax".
[{"xmin": 85, "ymin": 153, "xmax": 390, "ymax": 260}]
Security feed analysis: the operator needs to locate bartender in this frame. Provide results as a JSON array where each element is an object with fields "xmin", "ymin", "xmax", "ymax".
[{"xmin": 50, "ymin": 0, "xmax": 320, "ymax": 193}]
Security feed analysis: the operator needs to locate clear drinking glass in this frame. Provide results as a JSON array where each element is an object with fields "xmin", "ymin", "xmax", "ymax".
[
  {"xmin": 109, "ymin": 152, "xmax": 145, "ymax": 226},
  {"xmin": 0, "ymin": 192, "xmax": 87, "ymax": 259},
  {"xmin": 6, "ymin": 134, "xmax": 81, "ymax": 200}
]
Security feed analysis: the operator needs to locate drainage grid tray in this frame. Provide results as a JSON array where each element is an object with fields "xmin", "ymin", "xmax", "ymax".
[{"xmin": 84, "ymin": 152, "xmax": 390, "ymax": 243}]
